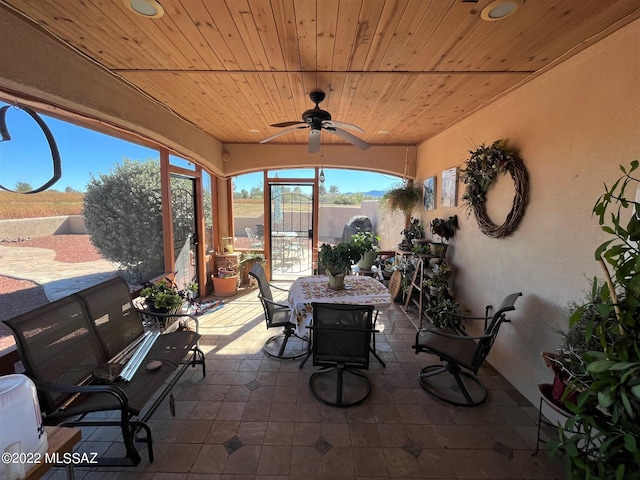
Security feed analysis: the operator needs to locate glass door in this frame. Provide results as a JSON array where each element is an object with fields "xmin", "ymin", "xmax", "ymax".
[
  {"xmin": 170, "ymin": 175, "xmax": 198, "ymax": 290},
  {"xmin": 269, "ymin": 183, "xmax": 314, "ymax": 280}
]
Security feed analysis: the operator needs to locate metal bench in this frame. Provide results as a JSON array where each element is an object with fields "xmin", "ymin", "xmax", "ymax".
[{"xmin": 2, "ymin": 276, "xmax": 206, "ymax": 467}]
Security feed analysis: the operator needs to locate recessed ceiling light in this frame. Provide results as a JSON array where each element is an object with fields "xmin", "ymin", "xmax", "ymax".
[
  {"xmin": 248, "ymin": 129, "xmax": 261, "ymax": 133},
  {"xmin": 378, "ymin": 130, "xmax": 391, "ymax": 135},
  {"xmin": 480, "ymin": 0, "xmax": 524, "ymax": 21},
  {"xmin": 124, "ymin": 0, "xmax": 164, "ymax": 19}
]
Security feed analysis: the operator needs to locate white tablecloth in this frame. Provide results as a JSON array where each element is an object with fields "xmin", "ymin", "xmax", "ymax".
[{"xmin": 287, "ymin": 275, "xmax": 394, "ymax": 336}]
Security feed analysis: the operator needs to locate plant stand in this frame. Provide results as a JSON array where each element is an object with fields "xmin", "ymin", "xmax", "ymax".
[{"xmin": 403, "ymin": 257, "xmax": 430, "ymax": 328}]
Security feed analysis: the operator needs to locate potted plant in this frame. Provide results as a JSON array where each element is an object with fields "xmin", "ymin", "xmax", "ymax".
[
  {"xmin": 423, "ymin": 262, "xmax": 452, "ymax": 297},
  {"xmin": 318, "ymin": 242, "xmax": 361, "ymax": 290},
  {"xmin": 399, "ymin": 216, "xmax": 425, "ymax": 251},
  {"xmin": 551, "ymin": 161, "xmax": 640, "ymax": 479},
  {"xmin": 380, "ymin": 182, "xmax": 422, "ymax": 221},
  {"xmin": 140, "ymin": 279, "xmax": 186, "ymax": 313},
  {"xmin": 429, "ymin": 215, "xmax": 458, "ymax": 256},
  {"xmin": 239, "ymin": 251, "xmax": 267, "ymax": 285},
  {"xmin": 212, "ymin": 266, "xmax": 239, "ymax": 297},
  {"xmin": 424, "ymin": 296, "xmax": 463, "ymax": 332},
  {"xmin": 350, "ymin": 231, "xmax": 380, "ymax": 270}
]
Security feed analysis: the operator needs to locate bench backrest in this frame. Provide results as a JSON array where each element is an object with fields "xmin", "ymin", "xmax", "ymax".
[
  {"xmin": 3, "ymin": 295, "xmax": 106, "ymax": 413},
  {"xmin": 76, "ymin": 276, "xmax": 145, "ymax": 360}
]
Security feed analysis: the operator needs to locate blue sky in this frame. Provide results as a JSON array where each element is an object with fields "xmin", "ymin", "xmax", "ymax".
[
  {"xmin": 0, "ymin": 102, "xmax": 158, "ymax": 192},
  {"xmin": 0, "ymin": 101, "xmax": 402, "ymax": 193}
]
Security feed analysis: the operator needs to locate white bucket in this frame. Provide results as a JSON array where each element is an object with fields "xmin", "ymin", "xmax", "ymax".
[{"xmin": 0, "ymin": 374, "xmax": 48, "ymax": 480}]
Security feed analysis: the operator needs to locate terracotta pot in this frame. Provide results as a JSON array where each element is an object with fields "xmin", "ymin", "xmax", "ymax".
[{"xmin": 212, "ymin": 275, "xmax": 238, "ymax": 297}]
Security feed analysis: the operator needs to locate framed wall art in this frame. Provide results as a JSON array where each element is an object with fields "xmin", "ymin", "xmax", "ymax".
[
  {"xmin": 423, "ymin": 176, "xmax": 436, "ymax": 210},
  {"xmin": 441, "ymin": 167, "xmax": 457, "ymax": 207}
]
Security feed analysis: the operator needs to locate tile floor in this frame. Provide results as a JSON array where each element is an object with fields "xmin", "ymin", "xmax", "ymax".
[{"xmin": 43, "ymin": 283, "xmax": 566, "ymax": 480}]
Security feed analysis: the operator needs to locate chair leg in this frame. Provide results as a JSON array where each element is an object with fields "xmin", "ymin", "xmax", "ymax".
[
  {"xmin": 264, "ymin": 326, "xmax": 307, "ymax": 360},
  {"xmin": 534, "ymin": 395, "xmax": 544, "ymax": 456},
  {"xmin": 370, "ymin": 311, "xmax": 386, "ymax": 367},
  {"xmin": 418, "ymin": 363, "xmax": 487, "ymax": 407}
]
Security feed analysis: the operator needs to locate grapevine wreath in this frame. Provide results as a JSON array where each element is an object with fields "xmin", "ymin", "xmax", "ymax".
[{"xmin": 460, "ymin": 140, "xmax": 529, "ymax": 238}]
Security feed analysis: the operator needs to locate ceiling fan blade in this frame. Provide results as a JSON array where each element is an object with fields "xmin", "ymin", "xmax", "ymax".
[
  {"xmin": 308, "ymin": 129, "xmax": 321, "ymax": 153},
  {"xmin": 323, "ymin": 120, "xmax": 364, "ymax": 133},
  {"xmin": 259, "ymin": 125, "xmax": 308, "ymax": 143},
  {"xmin": 325, "ymin": 127, "xmax": 370, "ymax": 150},
  {"xmin": 271, "ymin": 121, "xmax": 306, "ymax": 128}
]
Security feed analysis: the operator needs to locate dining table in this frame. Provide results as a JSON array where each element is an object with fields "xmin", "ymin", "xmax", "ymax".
[
  {"xmin": 287, "ymin": 274, "xmax": 394, "ymax": 337},
  {"xmin": 287, "ymin": 274, "xmax": 394, "ymax": 367}
]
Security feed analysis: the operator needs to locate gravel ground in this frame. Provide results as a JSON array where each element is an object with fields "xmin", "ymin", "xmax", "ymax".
[
  {"xmin": 1, "ymin": 235, "xmax": 102, "ymax": 351},
  {"xmin": 1, "ymin": 234, "xmax": 103, "ymax": 263}
]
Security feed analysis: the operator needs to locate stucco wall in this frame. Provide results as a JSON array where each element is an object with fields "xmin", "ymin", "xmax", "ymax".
[
  {"xmin": 0, "ymin": 215, "xmax": 87, "ymax": 238},
  {"xmin": 414, "ymin": 19, "xmax": 640, "ymax": 405}
]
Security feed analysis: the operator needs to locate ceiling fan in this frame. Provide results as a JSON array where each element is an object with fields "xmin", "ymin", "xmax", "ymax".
[{"xmin": 260, "ymin": 91, "xmax": 370, "ymax": 153}]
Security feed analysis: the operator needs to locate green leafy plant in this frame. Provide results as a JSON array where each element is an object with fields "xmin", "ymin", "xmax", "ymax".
[
  {"xmin": 552, "ymin": 161, "xmax": 640, "ymax": 480},
  {"xmin": 380, "ymin": 182, "xmax": 422, "ymax": 218},
  {"xmin": 430, "ymin": 216, "xmax": 458, "ymax": 242},
  {"xmin": 318, "ymin": 242, "xmax": 361, "ymax": 276},
  {"xmin": 239, "ymin": 251, "xmax": 267, "ymax": 271},
  {"xmin": 424, "ymin": 296, "xmax": 463, "ymax": 332},
  {"xmin": 349, "ymin": 231, "xmax": 379, "ymax": 257},
  {"xmin": 411, "ymin": 243, "xmax": 430, "ymax": 255},
  {"xmin": 139, "ymin": 279, "xmax": 195, "ymax": 311}
]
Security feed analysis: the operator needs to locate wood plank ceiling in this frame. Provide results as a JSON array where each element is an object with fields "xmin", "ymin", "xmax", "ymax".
[{"xmin": 3, "ymin": 0, "xmax": 640, "ymax": 148}]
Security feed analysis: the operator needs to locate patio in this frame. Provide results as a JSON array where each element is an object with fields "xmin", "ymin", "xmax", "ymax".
[{"xmin": 41, "ymin": 282, "xmax": 565, "ymax": 480}]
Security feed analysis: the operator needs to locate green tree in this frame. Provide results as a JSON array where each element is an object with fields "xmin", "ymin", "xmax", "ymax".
[
  {"xmin": 15, "ymin": 182, "xmax": 33, "ymax": 192},
  {"xmin": 329, "ymin": 185, "xmax": 339, "ymax": 194},
  {"xmin": 83, "ymin": 158, "xmax": 164, "ymax": 282},
  {"xmin": 250, "ymin": 185, "xmax": 263, "ymax": 198}
]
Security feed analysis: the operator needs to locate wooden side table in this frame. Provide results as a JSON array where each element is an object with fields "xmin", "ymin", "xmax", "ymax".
[{"xmin": 24, "ymin": 426, "xmax": 81, "ymax": 480}]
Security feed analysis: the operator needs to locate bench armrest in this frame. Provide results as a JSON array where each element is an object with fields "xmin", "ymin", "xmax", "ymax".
[{"xmin": 33, "ymin": 378, "xmax": 130, "ymax": 412}]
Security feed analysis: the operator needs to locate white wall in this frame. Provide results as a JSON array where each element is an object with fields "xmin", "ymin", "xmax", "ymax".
[{"xmin": 415, "ymin": 19, "xmax": 640, "ymax": 405}]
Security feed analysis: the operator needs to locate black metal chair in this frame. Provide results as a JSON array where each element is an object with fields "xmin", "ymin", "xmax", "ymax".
[
  {"xmin": 248, "ymin": 263, "xmax": 306, "ymax": 359},
  {"xmin": 412, "ymin": 292, "xmax": 522, "ymax": 406},
  {"xmin": 307, "ymin": 302, "xmax": 376, "ymax": 407}
]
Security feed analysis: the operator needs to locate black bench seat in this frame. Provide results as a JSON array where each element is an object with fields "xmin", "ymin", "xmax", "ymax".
[{"xmin": 2, "ymin": 276, "xmax": 205, "ymax": 467}]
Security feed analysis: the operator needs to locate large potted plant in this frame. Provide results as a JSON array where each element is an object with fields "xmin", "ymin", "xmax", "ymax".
[
  {"xmin": 318, "ymin": 242, "xmax": 361, "ymax": 290},
  {"xmin": 551, "ymin": 161, "xmax": 640, "ymax": 479},
  {"xmin": 350, "ymin": 231, "xmax": 380, "ymax": 270},
  {"xmin": 239, "ymin": 251, "xmax": 267, "ymax": 286}
]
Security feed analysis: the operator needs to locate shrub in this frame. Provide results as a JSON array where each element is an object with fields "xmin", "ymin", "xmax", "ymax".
[{"xmin": 83, "ymin": 158, "xmax": 165, "ymax": 282}]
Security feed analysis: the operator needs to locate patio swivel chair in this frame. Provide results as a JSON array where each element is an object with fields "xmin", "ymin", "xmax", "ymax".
[
  {"xmin": 412, "ymin": 292, "xmax": 522, "ymax": 406},
  {"xmin": 307, "ymin": 303, "xmax": 376, "ymax": 407},
  {"xmin": 248, "ymin": 263, "xmax": 306, "ymax": 359}
]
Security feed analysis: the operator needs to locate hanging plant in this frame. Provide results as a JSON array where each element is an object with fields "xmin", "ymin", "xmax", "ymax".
[
  {"xmin": 380, "ymin": 182, "xmax": 422, "ymax": 218},
  {"xmin": 460, "ymin": 140, "xmax": 529, "ymax": 238}
]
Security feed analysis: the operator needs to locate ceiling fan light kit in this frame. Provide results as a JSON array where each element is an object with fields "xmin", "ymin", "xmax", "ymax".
[{"xmin": 260, "ymin": 91, "xmax": 370, "ymax": 153}]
